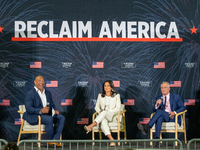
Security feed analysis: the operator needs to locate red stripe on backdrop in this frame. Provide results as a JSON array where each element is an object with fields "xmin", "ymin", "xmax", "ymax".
[{"xmin": 12, "ymin": 37, "xmax": 183, "ymax": 42}]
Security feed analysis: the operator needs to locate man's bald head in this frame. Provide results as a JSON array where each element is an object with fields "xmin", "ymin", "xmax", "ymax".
[{"xmin": 34, "ymin": 76, "xmax": 45, "ymax": 92}]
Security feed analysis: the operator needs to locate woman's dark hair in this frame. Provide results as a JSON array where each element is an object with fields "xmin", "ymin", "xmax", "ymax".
[{"xmin": 101, "ymin": 80, "xmax": 117, "ymax": 97}]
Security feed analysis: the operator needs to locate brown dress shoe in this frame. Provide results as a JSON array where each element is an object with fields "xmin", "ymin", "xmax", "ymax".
[
  {"xmin": 48, "ymin": 142, "xmax": 55, "ymax": 145},
  {"xmin": 48, "ymin": 142, "xmax": 62, "ymax": 147},
  {"xmin": 56, "ymin": 143, "xmax": 62, "ymax": 147}
]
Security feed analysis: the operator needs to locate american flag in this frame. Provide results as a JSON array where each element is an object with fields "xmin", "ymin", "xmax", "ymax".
[
  {"xmin": 92, "ymin": 62, "xmax": 104, "ymax": 68},
  {"xmin": 154, "ymin": 62, "xmax": 165, "ymax": 68},
  {"xmin": 139, "ymin": 118, "xmax": 150, "ymax": 124},
  {"xmin": 123, "ymin": 99, "xmax": 134, "ymax": 105},
  {"xmin": 170, "ymin": 81, "xmax": 181, "ymax": 87},
  {"xmin": 46, "ymin": 81, "xmax": 58, "ymax": 87},
  {"xmin": 30, "ymin": 62, "xmax": 41, "ymax": 68},
  {"xmin": 77, "ymin": 118, "xmax": 88, "ymax": 124},
  {"xmin": 0, "ymin": 99, "xmax": 10, "ymax": 106},
  {"xmin": 15, "ymin": 118, "xmax": 21, "ymax": 125},
  {"xmin": 184, "ymin": 99, "xmax": 195, "ymax": 106},
  {"xmin": 113, "ymin": 80, "xmax": 120, "ymax": 87},
  {"xmin": 61, "ymin": 99, "xmax": 73, "ymax": 106}
]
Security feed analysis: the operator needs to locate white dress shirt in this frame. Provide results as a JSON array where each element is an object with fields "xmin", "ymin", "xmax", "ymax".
[
  {"xmin": 34, "ymin": 86, "xmax": 55, "ymax": 116},
  {"xmin": 163, "ymin": 94, "xmax": 171, "ymax": 112},
  {"xmin": 34, "ymin": 86, "xmax": 47, "ymax": 107},
  {"xmin": 105, "ymin": 96, "xmax": 111, "ymax": 110}
]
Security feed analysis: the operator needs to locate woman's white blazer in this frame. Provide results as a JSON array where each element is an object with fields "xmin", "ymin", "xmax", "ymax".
[{"xmin": 95, "ymin": 93, "xmax": 121, "ymax": 114}]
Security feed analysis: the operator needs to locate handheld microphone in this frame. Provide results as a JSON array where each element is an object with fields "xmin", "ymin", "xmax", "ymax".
[
  {"xmin": 156, "ymin": 96, "xmax": 163, "ymax": 107},
  {"xmin": 45, "ymin": 102, "xmax": 50, "ymax": 115}
]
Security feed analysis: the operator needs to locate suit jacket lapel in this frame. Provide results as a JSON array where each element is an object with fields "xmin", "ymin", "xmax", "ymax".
[
  {"xmin": 33, "ymin": 89, "xmax": 43, "ymax": 107},
  {"xmin": 45, "ymin": 90, "xmax": 49, "ymax": 104},
  {"xmin": 170, "ymin": 93, "xmax": 173, "ymax": 111},
  {"xmin": 101, "ymin": 97, "xmax": 105, "ymax": 109}
]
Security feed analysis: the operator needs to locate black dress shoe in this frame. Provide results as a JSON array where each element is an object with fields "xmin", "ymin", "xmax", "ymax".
[
  {"xmin": 154, "ymin": 141, "xmax": 163, "ymax": 148},
  {"xmin": 154, "ymin": 141, "xmax": 159, "ymax": 148},
  {"xmin": 40, "ymin": 143, "xmax": 53, "ymax": 148},
  {"xmin": 154, "ymin": 137, "xmax": 161, "ymax": 148},
  {"xmin": 137, "ymin": 123, "xmax": 150, "ymax": 135}
]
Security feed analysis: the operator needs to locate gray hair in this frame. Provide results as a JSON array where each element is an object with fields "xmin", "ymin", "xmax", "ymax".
[{"xmin": 161, "ymin": 81, "xmax": 170, "ymax": 88}]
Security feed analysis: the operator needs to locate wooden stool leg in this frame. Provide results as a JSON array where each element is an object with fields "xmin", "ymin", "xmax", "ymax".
[
  {"xmin": 99, "ymin": 131, "xmax": 102, "ymax": 140},
  {"xmin": 118, "ymin": 131, "xmax": 120, "ymax": 146},
  {"xmin": 92, "ymin": 129, "xmax": 95, "ymax": 145},
  {"xmin": 124, "ymin": 131, "xmax": 127, "ymax": 144},
  {"xmin": 150, "ymin": 129, "xmax": 153, "ymax": 146},
  {"xmin": 17, "ymin": 119, "xmax": 24, "ymax": 144}
]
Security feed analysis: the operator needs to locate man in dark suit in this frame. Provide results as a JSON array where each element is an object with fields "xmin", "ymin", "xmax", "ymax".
[
  {"xmin": 23, "ymin": 76, "xmax": 65, "ymax": 146},
  {"xmin": 137, "ymin": 81, "xmax": 185, "ymax": 140}
]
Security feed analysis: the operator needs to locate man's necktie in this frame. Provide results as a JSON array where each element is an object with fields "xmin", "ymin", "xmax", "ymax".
[{"xmin": 162, "ymin": 96, "xmax": 167, "ymax": 110}]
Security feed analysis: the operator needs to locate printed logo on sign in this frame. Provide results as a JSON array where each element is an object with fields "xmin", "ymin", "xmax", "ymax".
[
  {"xmin": 13, "ymin": 21, "xmax": 182, "ymax": 42},
  {"xmin": 123, "ymin": 99, "xmax": 135, "ymax": 105},
  {"xmin": 185, "ymin": 62, "xmax": 197, "ymax": 68},
  {"xmin": 138, "ymin": 81, "xmax": 152, "ymax": 87},
  {"xmin": 61, "ymin": 99, "xmax": 73, "ymax": 106},
  {"xmin": 170, "ymin": 81, "xmax": 181, "ymax": 87},
  {"xmin": 62, "ymin": 62, "xmax": 73, "ymax": 68},
  {"xmin": 30, "ymin": 62, "xmax": 41, "ymax": 68},
  {"xmin": 86, "ymin": 99, "xmax": 97, "ymax": 109},
  {"xmin": 113, "ymin": 81, "xmax": 120, "ymax": 87},
  {"xmin": 77, "ymin": 118, "xmax": 88, "ymax": 124},
  {"xmin": 91, "ymin": 99, "xmax": 97, "ymax": 106},
  {"xmin": 184, "ymin": 99, "xmax": 195, "ymax": 106},
  {"xmin": 92, "ymin": 62, "xmax": 104, "ymax": 68},
  {"xmin": 121, "ymin": 62, "xmax": 136, "ymax": 68},
  {"xmin": 15, "ymin": 118, "xmax": 21, "ymax": 125},
  {"xmin": 46, "ymin": 81, "xmax": 58, "ymax": 87},
  {"xmin": 139, "ymin": 118, "xmax": 150, "ymax": 124},
  {"xmin": 77, "ymin": 81, "xmax": 88, "ymax": 87},
  {"xmin": 0, "ymin": 62, "xmax": 9, "ymax": 68},
  {"xmin": 13, "ymin": 81, "xmax": 27, "ymax": 87},
  {"xmin": 154, "ymin": 62, "xmax": 165, "ymax": 68},
  {"xmin": 0, "ymin": 99, "xmax": 10, "ymax": 106}
]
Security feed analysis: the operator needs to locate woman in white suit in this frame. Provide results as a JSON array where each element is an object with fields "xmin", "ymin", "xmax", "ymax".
[{"xmin": 84, "ymin": 80, "xmax": 121, "ymax": 146}]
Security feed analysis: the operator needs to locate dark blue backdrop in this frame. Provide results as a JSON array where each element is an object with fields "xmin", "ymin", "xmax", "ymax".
[{"xmin": 0, "ymin": 0, "xmax": 200, "ymax": 141}]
